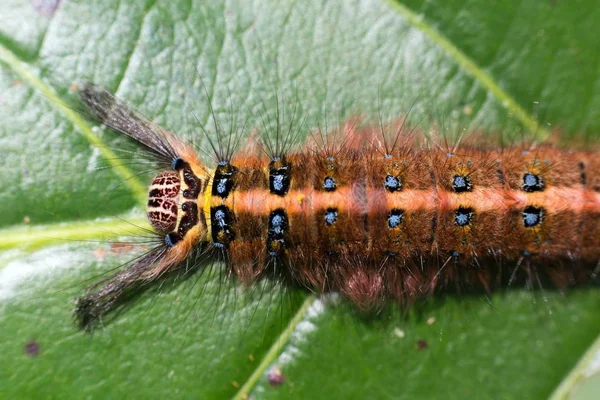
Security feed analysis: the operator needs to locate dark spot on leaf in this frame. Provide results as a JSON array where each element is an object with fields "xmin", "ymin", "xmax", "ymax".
[
  {"xmin": 24, "ymin": 340, "xmax": 40, "ymax": 357},
  {"xmin": 416, "ymin": 339, "xmax": 428, "ymax": 351},
  {"xmin": 268, "ymin": 367, "xmax": 285, "ymax": 387}
]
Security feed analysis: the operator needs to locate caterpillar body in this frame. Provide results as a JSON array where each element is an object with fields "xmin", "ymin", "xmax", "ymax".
[{"xmin": 75, "ymin": 85, "xmax": 600, "ymax": 330}]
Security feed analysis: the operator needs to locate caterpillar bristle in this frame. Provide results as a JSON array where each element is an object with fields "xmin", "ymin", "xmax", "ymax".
[{"xmin": 74, "ymin": 246, "xmax": 170, "ymax": 330}]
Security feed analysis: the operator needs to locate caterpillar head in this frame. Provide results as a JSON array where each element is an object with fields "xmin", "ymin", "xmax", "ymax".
[
  {"xmin": 147, "ymin": 171, "xmax": 181, "ymax": 233},
  {"xmin": 147, "ymin": 157, "xmax": 209, "ymax": 249}
]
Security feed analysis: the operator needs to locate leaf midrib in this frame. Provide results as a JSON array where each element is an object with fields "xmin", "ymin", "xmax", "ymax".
[{"xmin": 0, "ymin": 217, "xmax": 150, "ymax": 253}]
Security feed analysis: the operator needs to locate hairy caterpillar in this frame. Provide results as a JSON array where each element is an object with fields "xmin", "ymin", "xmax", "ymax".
[{"xmin": 73, "ymin": 84, "xmax": 600, "ymax": 331}]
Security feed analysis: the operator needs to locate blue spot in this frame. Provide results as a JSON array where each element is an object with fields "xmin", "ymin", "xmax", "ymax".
[
  {"xmin": 523, "ymin": 206, "xmax": 543, "ymax": 227},
  {"xmin": 387, "ymin": 210, "xmax": 404, "ymax": 228},
  {"xmin": 210, "ymin": 206, "xmax": 235, "ymax": 247},
  {"xmin": 272, "ymin": 174, "xmax": 284, "ymax": 191},
  {"xmin": 269, "ymin": 161, "xmax": 291, "ymax": 196},
  {"xmin": 524, "ymin": 174, "xmax": 537, "ymax": 187},
  {"xmin": 323, "ymin": 177, "xmax": 336, "ymax": 191},
  {"xmin": 384, "ymin": 175, "xmax": 401, "ymax": 192},
  {"xmin": 271, "ymin": 214, "xmax": 283, "ymax": 234},
  {"xmin": 216, "ymin": 178, "xmax": 228, "ymax": 194},
  {"xmin": 452, "ymin": 174, "xmax": 472, "ymax": 193},
  {"xmin": 454, "ymin": 207, "xmax": 474, "ymax": 227},
  {"xmin": 523, "ymin": 212, "xmax": 538, "ymax": 226},
  {"xmin": 267, "ymin": 210, "xmax": 288, "ymax": 256},
  {"xmin": 455, "ymin": 213, "xmax": 469, "ymax": 226},
  {"xmin": 271, "ymin": 214, "xmax": 283, "ymax": 227},
  {"xmin": 388, "ymin": 215, "xmax": 402, "ymax": 228},
  {"xmin": 522, "ymin": 173, "xmax": 544, "ymax": 192},
  {"xmin": 325, "ymin": 209, "xmax": 338, "ymax": 225},
  {"xmin": 214, "ymin": 209, "xmax": 226, "ymax": 227}
]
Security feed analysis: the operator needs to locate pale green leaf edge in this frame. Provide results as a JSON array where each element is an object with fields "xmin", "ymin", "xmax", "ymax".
[{"xmin": 550, "ymin": 334, "xmax": 600, "ymax": 400}]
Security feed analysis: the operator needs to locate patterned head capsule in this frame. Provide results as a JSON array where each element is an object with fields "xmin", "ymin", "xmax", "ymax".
[{"xmin": 147, "ymin": 171, "xmax": 181, "ymax": 233}]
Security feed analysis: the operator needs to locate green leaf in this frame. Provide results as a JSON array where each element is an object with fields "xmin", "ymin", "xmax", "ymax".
[{"xmin": 0, "ymin": 0, "xmax": 598, "ymax": 399}]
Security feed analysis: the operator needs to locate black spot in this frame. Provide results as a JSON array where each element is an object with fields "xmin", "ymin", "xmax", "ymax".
[
  {"xmin": 429, "ymin": 214, "xmax": 438, "ymax": 244},
  {"xmin": 267, "ymin": 209, "xmax": 289, "ymax": 257},
  {"xmin": 327, "ymin": 250, "xmax": 339, "ymax": 258},
  {"xmin": 181, "ymin": 162, "xmax": 202, "ymax": 199},
  {"xmin": 211, "ymin": 206, "xmax": 235, "ymax": 247},
  {"xmin": 165, "ymin": 232, "xmax": 180, "ymax": 247},
  {"xmin": 523, "ymin": 206, "xmax": 544, "ymax": 227},
  {"xmin": 171, "ymin": 157, "xmax": 185, "ymax": 170},
  {"xmin": 325, "ymin": 208, "xmax": 338, "ymax": 226},
  {"xmin": 496, "ymin": 168, "xmax": 505, "ymax": 185},
  {"xmin": 454, "ymin": 207, "xmax": 474, "ymax": 227},
  {"xmin": 522, "ymin": 173, "xmax": 545, "ymax": 192},
  {"xmin": 452, "ymin": 174, "xmax": 473, "ymax": 193},
  {"xmin": 269, "ymin": 160, "xmax": 291, "ymax": 196},
  {"xmin": 323, "ymin": 176, "xmax": 337, "ymax": 191},
  {"xmin": 178, "ymin": 202, "xmax": 198, "ymax": 237},
  {"xmin": 579, "ymin": 161, "xmax": 587, "ymax": 186},
  {"xmin": 212, "ymin": 163, "xmax": 238, "ymax": 198},
  {"xmin": 384, "ymin": 174, "xmax": 402, "ymax": 192},
  {"xmin": 147, "ymin": 199, "xmax": 161, "ymax": 208},
  {"xmin": 387, "ymin": 209, "xmax": 405, "ymax": 228}
]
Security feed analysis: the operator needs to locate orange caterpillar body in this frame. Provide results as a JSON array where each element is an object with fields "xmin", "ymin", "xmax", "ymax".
[{"xmin": 75, "ymin": 85, "xmax": 600, "ymax": 329}]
